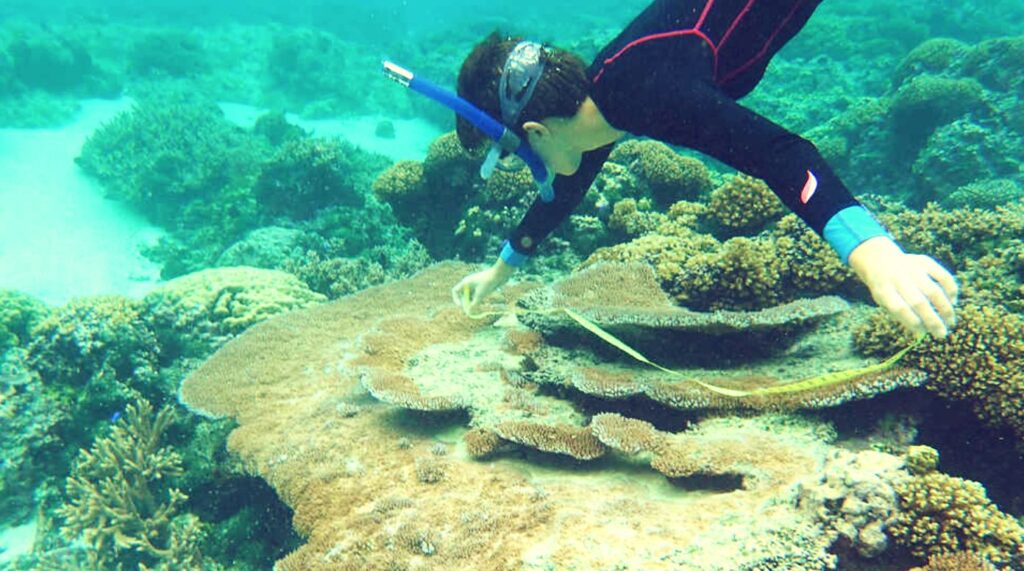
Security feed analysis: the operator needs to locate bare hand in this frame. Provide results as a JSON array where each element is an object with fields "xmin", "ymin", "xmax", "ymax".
[
  {"xmin": 451, "ymin": 260, "xmax": 515, "ymax": 317},
  {"xmin": 848, "ymin": 236, "xmax": 958, "ymax": 338}
]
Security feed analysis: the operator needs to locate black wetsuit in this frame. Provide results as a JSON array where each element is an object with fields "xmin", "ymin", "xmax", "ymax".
[{"xmin": 503, "ymin": 0, "xmax": 871, "ymax": 262}]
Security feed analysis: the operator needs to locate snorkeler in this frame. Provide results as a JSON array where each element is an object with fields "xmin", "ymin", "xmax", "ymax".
[{"xmin": 388, "ymin": 0, "xmax": 958, "ymax": 338}]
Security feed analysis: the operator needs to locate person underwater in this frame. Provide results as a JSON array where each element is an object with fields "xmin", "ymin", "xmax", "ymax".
[{"xmin": 385, "ymin": 0, "xmax": 958, "ymax": 339}]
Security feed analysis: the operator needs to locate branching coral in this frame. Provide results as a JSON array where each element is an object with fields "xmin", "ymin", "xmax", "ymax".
[
  {"xmin": 26, "ymin": 296, "xmax": 162, "ymax": 411},
  {"xmin": 608, "ymin": 140, "xmax": 713, "ymax": 205},
  {"xmin": 854, "ymin": 305, "xmax": 1024, "ymax": 442},
  {"xmin": 254, "ymin": 137, "xmax": 385, "ymax": 219},
  {"xmin": 0, "ymin": 289, "xmax": 49, "ymax": 355},
  {"xmin": 58, "ymin": 400, "xmax": 207, "ymax": 570},
  {"xmin": 889, "ymin": 447, "xmax": 1024, "ymax": 567},
  {"xmin": 706, "ymin": 174, "xmax": 785, "ymax": 235}
]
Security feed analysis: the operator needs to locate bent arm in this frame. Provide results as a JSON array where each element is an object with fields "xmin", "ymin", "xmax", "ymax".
[{"xmin": 498, "ymin": 143, "xmax": 615, "ymax": 267}]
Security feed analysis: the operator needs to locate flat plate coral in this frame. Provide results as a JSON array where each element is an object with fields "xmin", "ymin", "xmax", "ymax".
[{"xmin": 180, "ymin": 262, "xmax": 923, "ymax": 570}]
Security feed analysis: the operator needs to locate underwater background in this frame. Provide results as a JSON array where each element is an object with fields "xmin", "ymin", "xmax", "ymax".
[{"xmin": 1, "ymin": 0, "xmax": 1023, "ymax": 569}]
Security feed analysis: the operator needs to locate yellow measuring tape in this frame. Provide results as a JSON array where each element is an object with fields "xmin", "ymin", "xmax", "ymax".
[{"xmin": 463, "ymin": 286, "xmax": 924, "ymax": 399}]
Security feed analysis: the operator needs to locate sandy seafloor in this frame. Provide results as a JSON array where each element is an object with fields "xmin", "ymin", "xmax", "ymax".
[
  {"xmin": 0, "ymin": 99, "xmax": 440, "ymax": 306},
  {"xmin": 0, "ymin": 98, "xmax": 440, "ymax": 561}
]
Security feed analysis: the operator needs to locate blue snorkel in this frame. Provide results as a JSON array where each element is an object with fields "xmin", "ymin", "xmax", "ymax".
[{"xmin": 382, "ymin": 51, "xmax": 555, "ymax": 202}]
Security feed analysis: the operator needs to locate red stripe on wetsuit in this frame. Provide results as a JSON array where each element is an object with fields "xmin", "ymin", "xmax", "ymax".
[{"xmin": 592, "ymin": 0, "xmax": 810, "ymax": 87}]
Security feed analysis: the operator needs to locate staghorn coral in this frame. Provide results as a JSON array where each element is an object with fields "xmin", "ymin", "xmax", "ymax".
[
  {"xmin": 58, "ymin": 400, "xmax": 208, "ymax": 570},
  {"xmin": 889, "ymin": 447, "xmax": 1024, "ymax": 567},
  {"xmin": 706, "ymin": 174, "xmax": 785, "ymax": 235},
  {"xmin": 144, "ymin": 266, "xmax": 325, "ymax": 358}
]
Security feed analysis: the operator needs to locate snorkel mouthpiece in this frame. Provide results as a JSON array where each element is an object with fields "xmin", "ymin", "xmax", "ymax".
[{"xmin": 381, "ymin": 47, "xmax": 554, "ymax": 202}]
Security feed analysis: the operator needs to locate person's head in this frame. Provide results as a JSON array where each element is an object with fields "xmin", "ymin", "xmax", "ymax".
[{"xmin": 456, "ymin": 32, "xmax": 590, "ymax": 175}]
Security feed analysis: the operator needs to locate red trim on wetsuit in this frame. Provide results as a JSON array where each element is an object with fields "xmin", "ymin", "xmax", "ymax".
[
  {"xmin": 719, "ymin": 0, "xmax": 809, "ymax": 84},
  {"xmin": 592, "ymin": 0, "xmax": 805, "ymax": 88}
]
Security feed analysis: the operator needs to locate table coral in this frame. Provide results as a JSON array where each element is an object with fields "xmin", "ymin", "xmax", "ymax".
[{"xmin": 179, "ymin": 262, "xmax": 883, "ymax": 569}]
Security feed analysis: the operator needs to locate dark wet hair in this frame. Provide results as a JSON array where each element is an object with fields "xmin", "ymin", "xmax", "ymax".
[{"xmin": 456, "ymin": 32, "xmax": 590, "ymax": 151}]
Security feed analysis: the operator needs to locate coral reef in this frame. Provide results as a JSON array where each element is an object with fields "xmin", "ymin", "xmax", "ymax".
[
  {"xmin": 58, "ymin": 400, "xmax": 208, "ymax": 570},
  {"xmin": 26, "ymin": 296, "xmax": 163, "ymax": 419},
  {"xmin": 0, "ymin": 289, "xmax": 49, "ymax": 355},
  {"xmin": 372, "ymin": 132, "xmax": 537, "ymax": 261},
  {"xmin": 143, "ymin": 266, "xmax": 326, "ymax": 358},
  {"xmin": 0, "ymin": 349, "xmax": 64, "ymax": 523},
  {"xmin": 797, "ymin": 448, "xmax": 904, "ymax": 559},
  {"xmin": 254, "ymin": 137, "xmax": 387, "ymax": 219},
  {"xmin": 607, "ymin": 140, "xmax": 714, "ymax": 206}
]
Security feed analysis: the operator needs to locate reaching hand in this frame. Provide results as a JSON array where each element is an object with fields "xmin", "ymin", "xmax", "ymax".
[
  {"xmin": 451, "ymin": 260, "xmax": 516, "ymax": 317},
  {"xmin": 848, "ymin": 236, "xmax": 958, "ymax": 338}
]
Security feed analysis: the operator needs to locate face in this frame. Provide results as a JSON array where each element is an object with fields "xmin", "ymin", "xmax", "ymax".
[{"xmin": 523, "ymin": 121, "xmax": 583, "ymax": 176}]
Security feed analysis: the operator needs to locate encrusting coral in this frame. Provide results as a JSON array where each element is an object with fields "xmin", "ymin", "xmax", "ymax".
[{"xmin": 58, "ymin": 400, "xmax": 207, "ymax": 570}]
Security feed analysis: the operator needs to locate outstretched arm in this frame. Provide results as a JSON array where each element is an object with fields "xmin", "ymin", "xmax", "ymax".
[{"xmin": 654, "ymin": 81, "xmax": 957, "ymax": 337}]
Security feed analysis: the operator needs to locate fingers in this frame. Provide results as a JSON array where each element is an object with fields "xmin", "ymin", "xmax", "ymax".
[
  {"xmin": 872, "ymin": 256, "xmax": 959, "ymax": 339},
  {"xmin": 896, "ymin": 279, "xmax": 947, "ymax": 338},
  {"xmin": 919, "ymin": 255, "xmax": 959, "ymax": 307},
  {"xmin": 872, "ymin": 285, "xmax": 926, "ymax": 336}
]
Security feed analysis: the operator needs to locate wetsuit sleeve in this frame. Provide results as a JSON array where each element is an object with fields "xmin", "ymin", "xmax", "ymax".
[
  {"xmin": 641, "ymin": 80, "xmax": 889, "ymax": 261},
  {"xmin": 499, "ymin": 143, "xmax": 615, "ymax": 266}
]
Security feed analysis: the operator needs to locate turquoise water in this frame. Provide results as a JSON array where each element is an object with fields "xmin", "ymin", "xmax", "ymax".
[{"xmin": 1, "ymin": 1, "xmax": 1023, "ymax": 569}]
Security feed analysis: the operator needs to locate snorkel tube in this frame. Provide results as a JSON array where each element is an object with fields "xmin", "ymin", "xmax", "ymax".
[{"xmin": 382, "ymin": 60, "xmax": 554, "ymax": 202}]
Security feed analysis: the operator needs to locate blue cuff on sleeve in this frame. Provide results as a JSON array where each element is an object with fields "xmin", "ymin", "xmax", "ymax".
[
  {"xmin": 499, "ymin": 240, "xmax": 530, "ymax": 268},
  {"xmin": 823, "ymin": 206, "xmax": 891, "ymax": 265}
]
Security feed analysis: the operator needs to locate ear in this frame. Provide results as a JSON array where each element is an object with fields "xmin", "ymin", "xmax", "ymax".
[{"xmin": 522, "ymin": 121, "xmax": 549, "ymax": 141}]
